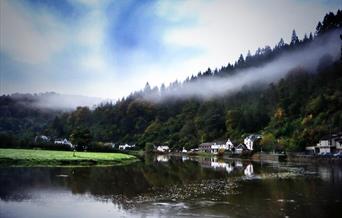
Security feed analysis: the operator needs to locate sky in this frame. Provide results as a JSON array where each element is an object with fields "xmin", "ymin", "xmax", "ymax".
[{"xmin": 0, "ymin": 0, "xmax": 341, "ymax": 99}]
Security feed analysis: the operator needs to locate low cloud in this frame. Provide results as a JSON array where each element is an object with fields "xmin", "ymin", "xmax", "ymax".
[{"xmin": 144, "ymin": 30, "xmax": 341, "ymax": 102}]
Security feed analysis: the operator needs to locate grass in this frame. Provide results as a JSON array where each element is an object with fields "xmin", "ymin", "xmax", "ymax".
[{"xmin": 0, "ymin": 148, "xmax": 138, "ymax": 167}]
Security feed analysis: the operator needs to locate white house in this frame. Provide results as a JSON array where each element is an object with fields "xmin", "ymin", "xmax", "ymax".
[
  {"xmin": 199, "ymin": 139, "xmax": 234, "ymax": 154},
  {"xmin": 156, "ymin": 145, "xmax": 170, "ymax": 153},
  {"xmin": 104, "ymin": 142, "xmax": 116, "ymax": 149},
  {"xmin": 54, "ymin": 138, "xmax": 73, "ymax": 147},
  {"xmin": 119, "ymin": 144, "xmax": 135, "ymax": 150},
  {"xmin": 315, "ymin": 133, "xmax": 342, "ymax": 154},
  {"xmin": 243, "ymin": 134, "xmax": 261, "ymax": 151},
  {"xmin": 225, "ymin": 139, "xmax": 234, "ymax": 150},
  {"xmin": 35, "ymin": 135, "xmax": 50, "ymax": 143}
]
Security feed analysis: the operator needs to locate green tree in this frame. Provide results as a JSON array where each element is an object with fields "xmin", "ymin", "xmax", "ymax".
[{"xmin": 70, "ymin": 127, "xmax": 92, "ymax": 151}]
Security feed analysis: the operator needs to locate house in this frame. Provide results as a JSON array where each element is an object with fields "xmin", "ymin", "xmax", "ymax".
[
  {"xmin": 103, "ymin": 142, "xmax": 116, "ymax": 149},
  {"xmin": 225, "ymin": 139, "xmax": 234, "ymax": 150},
  {"xmin": 315, "ymin": 133, "xmax": 342, "ymax": 154},
  {"xmin": 243, "ymin": 134, "xmax": 261, "ymax": 151},
  {"xmin": 118, "ymin": 144, "xmax": 135, "ymax": 150},
  {"xmin": 199, "ymin": 142, "xmax": 213, "ymax": 153},
  {"xmin": 198, "ymin": 139, "xmax": 234, "ymax": 154},
  {"xmin": 305, "ymin": 146, "xmax": 316, "ymax": 155},
  {"xmin": 156, "ymin": 145, "xmax": 170, "ymax": 153},
  {"xmin": 54, "ymin": 138, "xmax": 73, "ymax": 147},
  {"xmin": 35, "ymin": 135, "xmax": 50, "ymax": 143},
  {"xmin": 234, "ymin": 144, "xmax": 248, "ymax": 154}
]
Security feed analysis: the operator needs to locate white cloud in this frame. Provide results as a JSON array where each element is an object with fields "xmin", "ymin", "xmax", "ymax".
[
  {"xmin": 162, "ymin": 0, "xmax": 339, "ymax": 73},
  {"xmin": 0, "ymin": 0, "xmax": 69, "ymax": 64}
]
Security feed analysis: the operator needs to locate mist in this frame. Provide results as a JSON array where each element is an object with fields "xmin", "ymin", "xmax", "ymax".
[
  {"xmin": 11, "ymin": 92, "xmax": 105, "ymax": 111},
  {"xmin": 144, "ymin": 30, "xmax": 341, "ymax": 102}
]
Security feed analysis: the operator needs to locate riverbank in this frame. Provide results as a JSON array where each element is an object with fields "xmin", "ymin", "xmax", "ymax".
[{"xmin": 0, "ymin": 148, "xmax": 138, "ymax": 167}]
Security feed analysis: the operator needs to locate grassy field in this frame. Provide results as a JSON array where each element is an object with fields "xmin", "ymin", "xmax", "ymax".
[{"xmin": 0, "ymin": 148, "xmax": 138, "ymax": 167}]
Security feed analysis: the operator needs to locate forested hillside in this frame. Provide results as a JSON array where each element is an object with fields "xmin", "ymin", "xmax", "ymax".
[{"xmin": 1, "ymin": 10, "xmax": 341, "ymax": 151}]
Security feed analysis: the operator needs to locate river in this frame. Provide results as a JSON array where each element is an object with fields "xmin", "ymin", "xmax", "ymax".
[{"xmin": 0, "ymin": 155, "xmax": 341, "ymax": 218}]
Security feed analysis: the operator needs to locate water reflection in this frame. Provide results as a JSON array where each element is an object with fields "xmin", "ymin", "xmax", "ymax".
[
  {"xmin": 156, "ymin": 155, "xmax": 169, "ymax": 162},
  {"xmin": 244, "ymin": 164, "xmax": 254, "ymax": 177},
  {"xmin": 196, "ymin": 157, "xmax": 254, "ymax": 177},
  {"xmin": 0, "ymin": 155, "xmax": 342, "ymax": 218}
]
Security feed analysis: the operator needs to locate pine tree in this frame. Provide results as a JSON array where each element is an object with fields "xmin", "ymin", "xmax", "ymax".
[
  {"xmin": 238, "ymin": 54, "xmax": 244, "ymax": 65},
  {"xmin": 144, "ymin": 82, "xmax": 151, "ymax": 93},
  {"xmin": 277, "ymin": 38, "xmax": 285, "ymax": 48},
  {"xmin": 291, "ymin": 29, "xmax": 299, "ymax": 45},
  {"xmin": 309, "ymin": 32, "xmax": 313, "ymax": 41}
]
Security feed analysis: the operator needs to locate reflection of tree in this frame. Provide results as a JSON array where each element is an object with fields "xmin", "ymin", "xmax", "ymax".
[
  {"xmin": 1, "ymin": 159, "xmax": 341, "ymax": 216},
  {"xmin": 0, "ymin": 167, "xmax": 64, "ymax": 201},
  {"xmin": 225, "ymin": 165, "xmax": 342, "ymax": 218}
]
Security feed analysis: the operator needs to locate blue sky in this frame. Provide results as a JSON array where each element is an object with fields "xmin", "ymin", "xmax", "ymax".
[{"xmin": 0, "ymin": 0, "xmax": 341, "ymax": 99}]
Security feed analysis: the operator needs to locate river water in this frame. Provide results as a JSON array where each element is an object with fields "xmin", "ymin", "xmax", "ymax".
[{"xmin": 0, "ymin": 155, "xmax": 341, "ymax": 218}]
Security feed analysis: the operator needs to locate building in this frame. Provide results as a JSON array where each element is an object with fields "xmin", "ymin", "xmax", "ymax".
[
  {"xmin": 156, "ymin": 145, "xmax": 170, "ymax": 153},
  {"xmin": 199, "ymin": 142, "xmax": 213, "ymax": 153},
  {"xmin": 118, "ymin": 144, "xmax": 135, "ymax": 150},
  {"xmin": 35, "ymin": 135, "xmax": 50, "ymax": 143},
  {"xmin": 103, "ymin": 142, "xmax": 116, "ymax": 149},
  {"xmin": 234, "ymin": 144, "xmax": 247, "ymax": 154},
  {"xmin": 54, "ymin": 138, "xmax": 73, "ymax": 148},
  {"xmin": 243, "ymin": 134, "xmax": 261, "ymax": 151},
  {"xmin": 198, "ymin": 139, "xmax": 234, "ymax": 154},
  {"xmin": 315, "ymin": 133, "xmax": 342, "ymax": 154}
]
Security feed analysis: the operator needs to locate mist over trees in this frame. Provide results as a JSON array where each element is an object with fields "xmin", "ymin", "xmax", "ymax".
[{"xmin": 1, "ymin": 10, "xmax": 341, "ymax": 151}]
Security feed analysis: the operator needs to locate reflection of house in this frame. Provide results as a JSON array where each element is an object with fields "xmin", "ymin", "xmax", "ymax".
[
  {"xmin": 199, "ymin": 158, "xmax": 252, "ymax": 175},
  {"xmin": 244, "ymin": 164, "xmax": 254, "ymax": 177},
  {"xmin": 156, "ymin": 155, "xmax": 169, "ymax": 162},
  {"xmin": 54, "ymin": 138, "xmax": 73, "ymax": 147},
  {"xmin": 211, "ymin": 160, "xmax": 234, "ymax": 173},
  {"xmin": 234, "ymin": 160, "xmax": 243, "ymax": 168},
  {"xmin": 119, "ymin": 144, "xmax": 135, "ymax": 150},
  {"xmin": 312, "ymin": 133, "xmax": 342, "ymax": 154},
  {"xmin": 156, "ymin": 145, "xmax": 170, "ymax": 153},
  {"xmin": 182, "ymin": 156, "xmax": 189, "ymax": 162},
  {"xmin": 244, "ymin": 134, "xmax": 261, "ymax": 150}
]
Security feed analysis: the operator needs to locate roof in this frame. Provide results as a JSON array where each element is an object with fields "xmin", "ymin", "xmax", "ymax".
[
  {"xmin": 235, "ymin": 144, "xmax": 247, "ymax": 149},
  {"xmin": 199, "ymin": 143, "xmax": 214, "ymax": 147},
  {"xmin": 321, "ymin": 133, "xmax": 342, "ymax": 140}
]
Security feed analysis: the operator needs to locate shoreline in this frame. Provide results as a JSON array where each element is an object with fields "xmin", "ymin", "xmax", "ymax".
[
  {"xmin": 0, "ymin": 148, "xmax": 139, "ymax": 167},
  {"xmin": 154, "ymin": 151, "xmax": 342, "ymax": 163}
]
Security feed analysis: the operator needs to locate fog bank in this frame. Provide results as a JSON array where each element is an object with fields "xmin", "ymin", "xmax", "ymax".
[{"xmin": 144, "ymin": 30, "xmax": 341, "ymax": 102}]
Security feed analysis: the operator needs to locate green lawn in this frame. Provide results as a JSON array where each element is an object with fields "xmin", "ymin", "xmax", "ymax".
[{"xmin": 0, "ymin": 148, "xmax": 138, "ymax": 166}]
